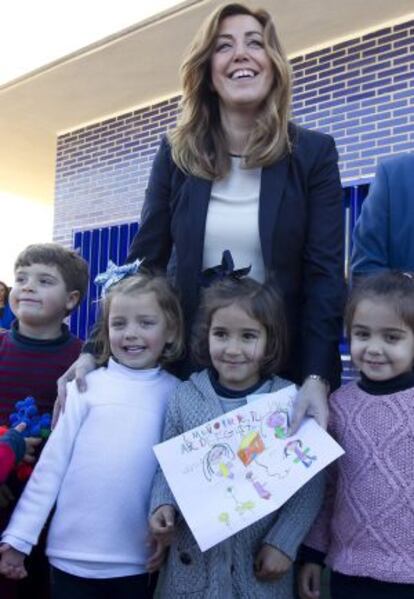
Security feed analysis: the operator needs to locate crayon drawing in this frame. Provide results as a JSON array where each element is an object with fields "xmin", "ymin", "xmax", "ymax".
[{"xmin": 154, "ymin": 385, "xmax": 344, "ymax": 551}]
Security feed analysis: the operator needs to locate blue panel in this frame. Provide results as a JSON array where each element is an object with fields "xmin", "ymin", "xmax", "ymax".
[
  {"xmin": 70, "ymin": 222, "xmax": 140, "ymax": 339},
  {"xmin": 109, "ymin": 227, "xmax": 120, "ymax": 263},
  {"xmin": 118, "ymin": 224, "xmax": 130, "ymax": 264}
]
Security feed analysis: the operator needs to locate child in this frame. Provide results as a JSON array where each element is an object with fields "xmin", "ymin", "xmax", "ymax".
[
  {"xmin": 0, "ymin": 243, "xmax": 89, "ymax": 422},
  {"xmin": 149, "ymin": 276, "xmax": 325, "ymax": 598},
  {"xmin": 298, "ymin": 272, "xmax": 414, "ymax": 599},
  {"xmin": 0, "ymin": 243, "xmax": 88, "ymax": 598},
  {"xmin": 0, "ymin": 272, "xmax": 184, "ymax": 598}
]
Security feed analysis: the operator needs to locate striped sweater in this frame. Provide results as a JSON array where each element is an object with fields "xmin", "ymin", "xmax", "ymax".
[{"xmin": 0, "ymin": 322, "xmax": 82, "ymax": 424}]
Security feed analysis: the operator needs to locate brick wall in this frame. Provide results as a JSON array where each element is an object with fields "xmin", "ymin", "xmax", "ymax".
[
  {"xmin": 291, "ymin": 19, "xmax": 414, "ymax": 182},
  {"xmin": 54, "ymin": 19, "xmax": 414, "ymax": 246},
  {"xmin": 54, "ymin": 96, "xmax": 181, "ymax": 245}
]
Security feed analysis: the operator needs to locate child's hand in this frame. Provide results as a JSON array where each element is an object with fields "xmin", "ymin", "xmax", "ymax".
[
  {"xmin": 149, "ymin": 505, "xmax": 176, "ymax": 549},
  {"xmin": 12, "ymin": 423, "xmax": 42, "ymax": 464},
  {"xmin": 147, "ymin": 538, "xmax": 168, "ymax": 573},
  {"xmin": 254, "ymin": 544, "xmax": 292, "ymax": 581},
  {"xmin": 0, "ymin": 484, "xmax": 14, "ymax": 509},
  {"xmin": 0, "ymin": 544, "xmax": 27, "ymax": 579},
  {"xmin": 22, "ymin": 436, "xmax": 42, "ymax": 464},
  {"xmin": 298, "ymin": 563, "xmax": 322, "ymax": 599}
]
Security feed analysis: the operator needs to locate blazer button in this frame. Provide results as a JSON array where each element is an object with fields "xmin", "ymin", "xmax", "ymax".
[
  {"xmin": 231, "ymin": 564, "xmax": 235, "ymax": 574},
  {"xmin": 179, "ymin": 552, "xmax": 192, "ymax": 565}
]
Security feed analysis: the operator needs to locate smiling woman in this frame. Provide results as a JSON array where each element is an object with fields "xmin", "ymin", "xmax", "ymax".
[
  {"xmin": 61, "ymin": 2, "xmax": 345, "ymax": 435},
  {"xmin": 127, "ymin": 2, "xmax": 345, "ymax": 428}
]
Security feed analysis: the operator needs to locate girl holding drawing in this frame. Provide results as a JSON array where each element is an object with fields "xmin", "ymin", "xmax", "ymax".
[
  {"xmin": 0, "ymin": 271, "xmax": 184, "ymax": 599},
  {"xmin": 299, "ymin": 272, "xmax": 414, "ymax": 599},
  {"xmin": 150, "ymin": 274, "xmax": 325, "ymax": 598}
]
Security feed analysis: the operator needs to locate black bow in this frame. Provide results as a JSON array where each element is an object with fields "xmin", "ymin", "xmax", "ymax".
[{"xmin": 200, "ymin": 250, "xmax": 251, "ymax": 287}]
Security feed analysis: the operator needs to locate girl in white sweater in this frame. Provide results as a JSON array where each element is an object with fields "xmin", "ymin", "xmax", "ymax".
[{"xmin": 0, "ymin": 271, "xmax": 184, "ymax": 599}]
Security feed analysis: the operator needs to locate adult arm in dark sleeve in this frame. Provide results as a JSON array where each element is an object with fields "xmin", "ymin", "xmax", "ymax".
[
  {"xmin": 351, "ymin": 161, "xmax": 389, "ymax": 276},
  {"xmin": 301, "ymin": 135, "xmax": 345, "ymax": 384},
  {"xmin": 127, "ymin": 136, "xmax": 174, "ymax": 268}
]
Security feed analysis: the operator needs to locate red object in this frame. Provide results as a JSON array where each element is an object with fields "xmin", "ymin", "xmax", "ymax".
[
  {"xmin": 16, "ymin": 462, "xmax": 33, "ymax": 481},
  {"xmin": 0, "ymin": 425, "xmax": 34, "ymax": 481},
  {"xmin": 0, "ymin": 443, "xmax": 16, "ymax": 484}
]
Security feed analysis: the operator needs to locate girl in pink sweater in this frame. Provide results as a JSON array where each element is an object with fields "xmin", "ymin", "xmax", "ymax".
[{"xmin": 299, "ymin": 272, "xmax": 414, "ymax": 599}]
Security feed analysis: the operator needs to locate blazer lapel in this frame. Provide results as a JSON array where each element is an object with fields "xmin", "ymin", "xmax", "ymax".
[
  {"xmin": 187, "ymin": 174, "xmax": 212, "ymax": 273},
  {"xmin": 259, "ymin": 155, "xmax": 290, "ymax": 268}
]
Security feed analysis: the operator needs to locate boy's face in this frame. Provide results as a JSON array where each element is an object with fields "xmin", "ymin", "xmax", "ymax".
[{"xmin": 10, "ymin": 263, "xmax": 79, "ymax": 335}]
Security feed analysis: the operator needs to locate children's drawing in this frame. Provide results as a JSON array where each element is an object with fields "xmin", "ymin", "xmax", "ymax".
[
  {"xmin": 218, "ymin": 512, "xmax": 231, "ymax": 527},
  {"xmin": 203, "ymin": 444, "xmax": 235, "ymax": 481},
  {"xmin": 154, "ymin": 385, "xmax": 345, "ymax": 552},
  {"xmin": 255, "ymin": 459, "xmax": 291, "ymax": 479},
  {"xmin": 284, "ymin": 439, "xmax": 317, "ymax": 468},
  {"xmin": 227, "ymin": 486, "xmax": 255, "ymax": 515},
  {"xmin": 237, "ymin": 431, "xmax": 265, "ymax": 466},
  {"xmin": 266, "ymin": 409, "xmax": 289, "ymax": 439},
  {"xmin": 246, "ymin": 471, "xmax": 271, "ymax": 500}
]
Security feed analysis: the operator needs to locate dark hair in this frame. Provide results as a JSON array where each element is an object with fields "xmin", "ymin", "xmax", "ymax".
[
  {"xmin": 346, "ymin": 271, "xmax": 414, "ymax": 336},
  {"xmin": 14, "ymin": 243, "xmax": 89, "ymax": 313},
  {"xmin": 192, "ymin": 277, "xmax": 288, "ymax": 377},
  {"xmin": 95, "ymin": 273, "xmax": 185, "ymax": 367},
  {"xmin": 0, "ymin": 281, "xmax": 10, "ymax": 304}
]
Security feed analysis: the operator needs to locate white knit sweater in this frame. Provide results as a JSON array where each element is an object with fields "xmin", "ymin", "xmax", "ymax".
[{"xmin": 2, "ymin": 359, "xmax": 178, "ymax": 578}]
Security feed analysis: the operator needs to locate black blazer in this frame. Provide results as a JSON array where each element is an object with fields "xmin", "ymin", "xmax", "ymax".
[{"xmin": 128, "ymin": 123, "xmax": 345, "ymax": 387}]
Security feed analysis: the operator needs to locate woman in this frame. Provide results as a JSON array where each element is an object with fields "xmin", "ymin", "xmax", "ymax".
[
  {"xmin": 0, "ymin": 281, "xmax": 14, "ymax": 331},
  {"xmin": 59, "ymin": 3, "xmax": 344, "ymax": 433}
]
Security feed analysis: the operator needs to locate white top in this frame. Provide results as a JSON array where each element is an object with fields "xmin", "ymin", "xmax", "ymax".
[
  {"xmin": 2, "ymin": 358, "xmax": 178, "ymax": 578},
  {"xmin": 203, "ymin": 157, "xmax": 265, "ymax": 282}
]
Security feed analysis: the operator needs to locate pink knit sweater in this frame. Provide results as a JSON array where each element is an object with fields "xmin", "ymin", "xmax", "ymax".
[{"xmin": 304, "ymin": 381, "xmax": 414, "ymax": 583}]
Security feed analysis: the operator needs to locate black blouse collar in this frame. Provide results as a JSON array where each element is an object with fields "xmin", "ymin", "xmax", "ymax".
[
  {"xmin": 358, "ymin": 370, "xmax": 414, "ymax": 395},
  {"xmin": 208, "ymin": 369, "xmax": 267, "ymax": 399}
]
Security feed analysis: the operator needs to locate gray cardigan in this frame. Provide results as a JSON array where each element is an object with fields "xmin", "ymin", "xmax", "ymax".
[{"xmin": 150, "ymin": 370, "xmax": 325, "ymax": 599}]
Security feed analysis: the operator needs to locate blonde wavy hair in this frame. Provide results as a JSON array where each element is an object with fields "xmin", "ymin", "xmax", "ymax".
[
  {"xmin": 169, "ymin": 2, "xmax": 292, "ymax": 180},
  {"xmin": 95, "ymin": 273, "xmax": 185, "ymax": 367}
]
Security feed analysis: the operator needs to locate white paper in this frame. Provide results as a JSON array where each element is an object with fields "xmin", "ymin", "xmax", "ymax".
[{"xmin": 154, "ymin": 385, "xmax": 344, "ymax": 552}]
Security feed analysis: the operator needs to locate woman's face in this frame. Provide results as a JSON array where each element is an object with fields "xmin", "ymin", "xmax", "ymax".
[{"xmin": 210, "ymin": 14, "xmax": 274, "ymax": 116}]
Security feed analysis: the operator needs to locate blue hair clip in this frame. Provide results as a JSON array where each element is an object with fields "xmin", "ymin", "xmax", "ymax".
[
  {"xmin": 94, "ymin": 258, "xmax": 144, "ymax": 296},
  {"xmin": 200, "ymin": 250, "xmax": 251, "ymax": 287}
]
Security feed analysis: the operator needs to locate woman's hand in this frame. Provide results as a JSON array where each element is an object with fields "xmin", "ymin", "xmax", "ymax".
[
  {"xmin": 290, "ymin": 377, "xmax": 329, "ymax": 434},
  {"xmin": 53, "ymin": 353, "xmax": 97, "ymax": 427},
  {"xmin": 254, "ymin": 544, "xmax": 292, "ymax": 581},
  {"xmin": 298, "ymin": 563, "xmax": 322, "ymax": 599},
  {"xmin": 0, "ymin": 544, "xmax": 27, "ymax": 579}
]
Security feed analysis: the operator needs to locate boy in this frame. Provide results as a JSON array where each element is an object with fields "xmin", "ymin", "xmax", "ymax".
[
  {"xmin": 0, "ymin": 243, "xmax": 88, "ymax": 422},
  {"xmin": 0, "ymin": 243, "xmax": 88, "ymax": 599}
]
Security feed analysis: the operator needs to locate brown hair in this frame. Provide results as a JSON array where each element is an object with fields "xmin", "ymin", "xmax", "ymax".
[
  {"xmin": 170, "ymin": 2, "xmax": 292, "ymax": 180},
  {"xmin": 95, "ymin": 273, "xmax": 185, "ymax": 367},
  {"xmin": 0, "ymin": 281, "xmax": 10, "ymax": 305},
  {"xmin": 192, "ymin": 276, "xmax": 288, "ymax": 377},
  {"xmin": 346, "ymin": 271, "xmax": 414, "ymax": 336},
  {"xmin": 14, "ymin": 243, "xmax": 89, "ymax": 313}
]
